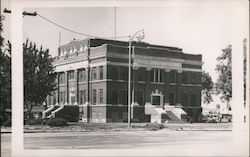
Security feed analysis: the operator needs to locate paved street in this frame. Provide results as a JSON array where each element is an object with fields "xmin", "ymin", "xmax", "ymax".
[{"xmin": 2, "ymin": 129, "xmax": 233, "ymax": 156}]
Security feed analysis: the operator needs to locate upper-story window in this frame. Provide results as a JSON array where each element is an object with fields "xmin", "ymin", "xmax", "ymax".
[
  {"xmin": 138, "ymin": 67, "xmax": 146, "ymax": 82},
  {"xmin": 79, "ymin": 45, "xmax": 83, "ymax": 51},
  {"xmin": 59, "ymin": 73, "xmax": 65, "ymax": 85},
  {"xmin": 92, "ymin": 89, "xmax": 97, "ymax": 105},
  {"xmin": 99, "ymin": 66, "xmax": 104, "ymax": 80},
  {"xmin": 119, "ymin": 66, "xmax": 128, "ymax": 81},
  {"xmin": 68, "ymin": 71, "xmax": 75, "ymax": 80},
  {"xmin": 69, "ymin": 48, "xmax": 73, "ymax": 54},
  {"xmin": 99, "ymin": 89, "xmax": 104, "ymax": 104},
  {"xmin": 150, "ymin": 68, "xmax": 164, "ymax": 83},
  {"xmin": 182, "ymin": 71, "xmax": 189, "ymax": 84},
  {"xmin": 169, "ymin": 70, "xmax": 177, "ymax": 83},
  {"xmin": 189, "ymin": 72, "xmax": 197, "ymax": 84},
  {"xmin": 78, "ymin": 69, "xmax": 86, "ymax": 82},
  {"xmin": 73, "ymin": 47, "xmax": 77, "ymax": 53},
  {"xmin": 108, "ymin": 65, "xmax": 118, "ymax": 80},
  {"xmin": 92, "ymin": 67, "xmax": 97, "ymax": 80}
]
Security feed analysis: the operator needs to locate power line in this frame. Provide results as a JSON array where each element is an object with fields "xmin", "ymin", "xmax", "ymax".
[
  {"xmin": 37, "ymin": 13, "xmax": 129, "ymax": 40},
  {"xmin": 3, "ymin": 8, "xmax": 130, "ymax": 40}
]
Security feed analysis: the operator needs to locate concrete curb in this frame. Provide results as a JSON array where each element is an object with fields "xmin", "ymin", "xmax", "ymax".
[{"xmin": 1, "ymin": 129, "xmax": 232, "ymax": 134}]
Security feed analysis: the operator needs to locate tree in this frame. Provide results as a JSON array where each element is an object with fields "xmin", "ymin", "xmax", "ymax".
[
  {"xmin": 23, "ymin": 39, "xmax": 57, "ymax": 119},
  {"xmin": 201, "ymin": 71, "xmax": 214, "ymax": 104},
  {"xmin": 215, "ymin": 45, "xmax": 232, "ymax": 110},
  {"xmin": 0, "ymin": 15, "xmax": 11, "ymax": 123}
]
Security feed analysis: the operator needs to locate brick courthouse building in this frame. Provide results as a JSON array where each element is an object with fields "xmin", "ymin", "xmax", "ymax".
[{"xmin": 44, "ymin": 38, "xmax": 203, "ymax": 123}]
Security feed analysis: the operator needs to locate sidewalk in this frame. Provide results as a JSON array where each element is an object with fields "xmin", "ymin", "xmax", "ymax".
[{"xmin": 1, "ymin": 123, "xmax": 232, "ymax": 133}]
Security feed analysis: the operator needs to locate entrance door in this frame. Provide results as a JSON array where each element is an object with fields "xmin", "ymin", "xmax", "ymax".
[
  {"xmin": 152, "ymin": 96, "xmax": 161, "ymax": 105},
  {"xmin": 150, "ymin": 89, "xmax": 163, "ymax": 106}
]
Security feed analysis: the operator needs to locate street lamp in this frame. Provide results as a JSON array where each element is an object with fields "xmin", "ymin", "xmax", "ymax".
[{"xmin": 128, "ymin": 29, "xmax": 145, "ymax": 127}]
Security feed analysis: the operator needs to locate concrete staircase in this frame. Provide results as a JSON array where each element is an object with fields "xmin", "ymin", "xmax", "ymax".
[
  {"xmin": 145, "ymin": 103, "xmax": 187, "ymax": 123},
  {"xmin": 42, "ymin": 105, "xmax": 62, "ymax": 119},
  {"xmin": 165, "ymin": 111, "xmax": 185, "ymax": 123},
  {"xmin": 164, "ymin": 105, "xmax": 187, "ymax": 123}
]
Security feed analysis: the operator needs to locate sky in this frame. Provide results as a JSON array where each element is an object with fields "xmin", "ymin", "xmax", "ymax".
[{"xmin": 1, "ymin": 0, "xmax": 249, "ymax": 108}]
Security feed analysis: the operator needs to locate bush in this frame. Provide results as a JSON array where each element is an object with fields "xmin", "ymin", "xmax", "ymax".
[
  {"xmin": 2, "ymin": 118, "xmax": 11, "ymax": 127},
  {"xmin": 46, "ymin": 117, "xmax": 68, "ymax": 126},
  {"xmin": 131, "ymin": 118, "xmax": 140, "ymax": 123},
  {"xmin": 25, "ymin": 117, "xmax": 44, "ymax": 125},
  {"xmin": 145, "ymin": 122, "xmax": 165, "ymax": 131}
]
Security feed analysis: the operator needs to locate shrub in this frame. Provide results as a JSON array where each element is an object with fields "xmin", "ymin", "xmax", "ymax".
[
  {"xmin": 46, "ymin": 117, "xmax": 68, "ymax": 126},
  {"xmin": 131, "ymin": 118, "xmax": 140, "ymax": 123},
  {"xmin": 25, "ymin": 117, "xmax": 44, "ymax": 125},
  {"xmin": 145, "ymin": 122, "xmax": 165, "ymax": 131},
  {"xmin": 2, "ymin": 118, "xmax": 11, "ymax": 127}
]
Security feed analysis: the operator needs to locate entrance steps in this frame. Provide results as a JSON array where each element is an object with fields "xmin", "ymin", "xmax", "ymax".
[
  {"xmin": 145, "ymin": 103, "xmax": 187, "ymax": 123},
  {"xmin": 42, "ymin": 105, "xmax": 63, "ymax": 119}
]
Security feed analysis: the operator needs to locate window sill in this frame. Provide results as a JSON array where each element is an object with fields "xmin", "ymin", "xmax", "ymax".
[
  {"xmin": 181, "ymin": 84, "xmax": 202, "ymax": 87},
  {"xmin": 151, "ymin": 82, "xmax": 164, "ymax": 84}
]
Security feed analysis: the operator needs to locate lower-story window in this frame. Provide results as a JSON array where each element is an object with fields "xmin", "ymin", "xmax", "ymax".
[
  {"xmin": 112, "ymin": 89, "xmax": 118, "ymax": 105},
  {"xmin": 93, "ymin": 89, "xmax": 97, "ymax": 105},
  {"xmin": 190, "ymin": 94, "xmax": 196, "ymax": 106},
  {"xmin": 79, "ymin": 90, "xmax": 86, "ymax": 104},
  {"xmin": 137, "ymin": 90, "xmax": 144, "ymax": 106},
  {"xmin": 119, "ymin": 90, "xmax": 128, "ymax": 105},
  {"xmin": 71, "ymin": 96, "xmax": 75, "ymax": 104},
  {"xmin": 182, "ymin": 93, "xmax": 188, "ymax": 106},
  {"xmin": 169, "ymin": 92, "xmax": 175, "ymax": 105},
  {"xmin": 60, "ymin": 91, "xmax": 66, "ymax": 104}
]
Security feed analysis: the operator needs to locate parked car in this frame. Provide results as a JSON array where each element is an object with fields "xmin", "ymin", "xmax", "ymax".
[{"xmin": 206, "ymin": 114, "xmax": 222, "ymax": 123}]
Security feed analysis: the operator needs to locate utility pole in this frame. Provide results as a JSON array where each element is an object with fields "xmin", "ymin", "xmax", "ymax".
[{"xmin": 87, "ymin": 38, "xmax": 91, "ymax": 123}]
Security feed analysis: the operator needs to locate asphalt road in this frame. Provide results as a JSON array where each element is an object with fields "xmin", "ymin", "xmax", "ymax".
[{"xmin": 1, "ymin": 130, "xmax": 233, "ymax": 157}]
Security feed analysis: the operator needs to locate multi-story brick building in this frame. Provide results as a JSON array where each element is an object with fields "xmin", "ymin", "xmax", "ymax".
[{"xmin": 44, "ymin": 38, "xmax": 203, "ymax": 123}]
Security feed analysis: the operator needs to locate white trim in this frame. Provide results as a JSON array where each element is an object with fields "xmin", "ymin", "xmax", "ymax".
[
  {"xmin": 181, "ymin": 84, "xmax": 202, "ymax": 87},
  {"xmin": 182, "ymin": 68, "xmax": 202, "ymax": 72}
]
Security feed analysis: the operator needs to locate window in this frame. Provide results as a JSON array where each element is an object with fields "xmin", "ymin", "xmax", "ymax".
[
  {"xmin": 92, "ymin": 67, "xmax": 97, "ymax": 80},
  {"xmin": 78, "ymin": 69, "xmax": 86, "ymax": 82},
  {"xmin": 190, "ymin": 72, "xmax": 197, "ymax": 84},
  {"xmin": 59, "ymin": 91, "xmax": 66, "ymax": 104},
  {"xmin": 48, "ymin": 95, "xmax": 52, "ymax": 105},
  {"xmin": 108, "ymin": 65, "xmax": 118, "ymax": 80},
  {"xmin": 119, "ymin": 90, "xmax": 128, "ymax": 105},
  {"xmin": 99, "ymin": 89, "xmax": 104, "ymax": 104},
  {"xmin": 138, "ymin": 68, "xmax": 146, "ymax": 82},
  {"xmin": 137, "ymin": 90, "xmax": 144, "ymax": 106},
  {"xmin": 53, "ymin": 92, "xmax": 56, "ymax": 105},
  {"xmin": 182, "ymin": 93, "xmax": 188, "ymax": 106},
  {"xmin": 151, "ymin": 69, "xmax": 164, "ymax": 83},
  {"xmin": 99, "ymin": 66, "xmax": 104, "ymax": 80},
  {"xmin": 93, "ymin": 89, "xmax": 97, "ymax": 104},
  {"xmin": 169, "ymin": 92, "xmax": 175, "ymax": 105},
  {"xmin": 68, "ymin": 71, "xmax": 75, "ymax": 80},
  {"xmin": 112, "ymin": 89, "xmax": 119, "ymax": 105},
  {"xmin": 119, "ymin": 66, "xmax": 128, "ymax": 81},
  {"xmin": 190, "ymin": 94, "xmax": 196, "ymax": 106},
  {"xmin": 197, "ymin": 72, "xmax": 202, "ymax": 84},
  {"xmin": 79, "ymin": 90, "xmax": 86, "ymax": 104},
  {"xmin": 182, "ymin": 71, "xmax": 189, "ymax": 84},
  {"xmin": 71, "ymin": 96, "xmax": 75, "ymax": 104},
  {"xmin": 170, "ymin": 70, "xmax": 177, "ymax": 83},
  {"xmin": 59, "ymin": 73, "xmax": 65, "ymax": 85}
]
